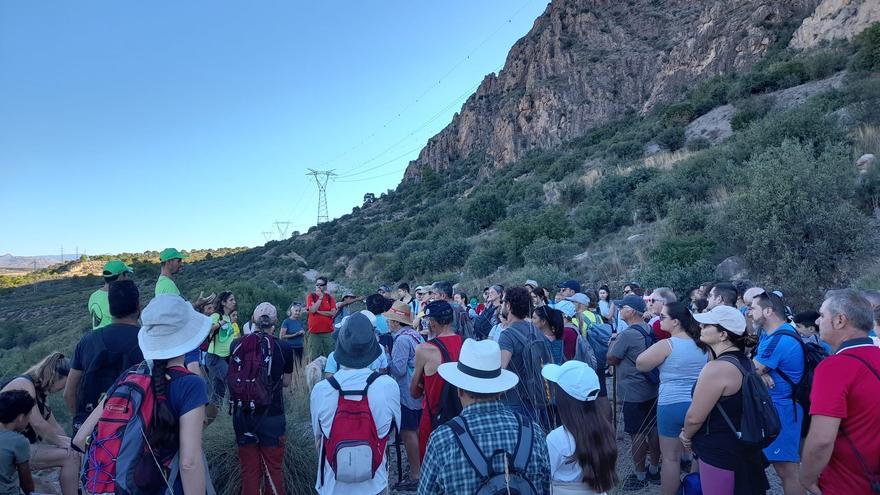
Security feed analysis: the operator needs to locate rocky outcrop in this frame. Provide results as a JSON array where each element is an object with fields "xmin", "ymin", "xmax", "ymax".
[
  {"xmin": 405, "ymin": 0, "xmax": 820, "ymax": 178},
  {"xmin": 790, "ymin": 0, "xmax": 880, "ymax": 49}
]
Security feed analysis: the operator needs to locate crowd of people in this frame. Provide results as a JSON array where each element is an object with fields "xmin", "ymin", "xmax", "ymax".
[{"xmin": 1, "ymin": 254, "xmax": 879, "ymax": 495}]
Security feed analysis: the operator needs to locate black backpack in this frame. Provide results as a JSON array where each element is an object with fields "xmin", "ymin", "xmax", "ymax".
[
  {"xmin": 447, "ymin": 413, "xmax": 538, "ymax": 495},
  {"xmin": 769, "ymin": 328, "xmax": 827, "ymax": 422},
  {"xmin": 715, "ymin": 354, "xmax": 781, "ymax": 449},
  {"xmin": 631, "ymin": 323, "xmax": 660, "ymax": 385},
  {"xmin": 429, "ymin": 338, "xmax": 463, "ymax": 429},
  {"xmin": 505, "ymin": 323, "xmax": 554, "ymax": 408},
  {"xmin": 79, "ymin": 330, "xmax": 142, "ymax": 423}
]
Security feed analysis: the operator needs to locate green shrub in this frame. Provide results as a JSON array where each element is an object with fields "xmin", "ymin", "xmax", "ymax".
[
  {"xmin": 466, "ymin": 245, "xmax": 505, "ymax": 277},
  {"xmin": 686, "ymin": 136, "xmax": 711, "ymax": 151},
  {"xmin": 730, "ymin": 95, "xmax": 775, "ymax": 131},
  {"xmin": 522, "ymin": 236, "xmax": 580, "ymax": 267},
  {"xmin": 850, "ymin": 22, "xmax": 880, "ymax": 71},
  {"xmin": 654, "ymin": 125, "xmax": 686, "ymax": 151}
]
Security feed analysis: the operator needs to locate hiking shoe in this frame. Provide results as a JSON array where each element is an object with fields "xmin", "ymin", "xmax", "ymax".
[
  {"xmin": 395, "ymin": 478, "xmax": 420, "ymax": 492},
  {"xmin": 646, "ymin": 469, "xmax": 661, "ymax": 484},
  {"xmin": 619, "ymin": 474, "xmax": 648, "ymax": 491}
]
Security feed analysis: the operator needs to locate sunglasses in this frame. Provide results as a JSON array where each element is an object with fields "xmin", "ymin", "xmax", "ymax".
[{"xmin": 623, "ymin": 289, "xmax": 633, "ymax": 294}]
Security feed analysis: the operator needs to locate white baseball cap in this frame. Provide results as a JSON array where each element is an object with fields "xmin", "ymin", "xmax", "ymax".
[
  {"xmin": 541, "ymin": 361, "xmax": 600, "ymax": 402},
  {"xmin": 565, "ymin": 293, "xmax": 590, "ymax": 306},
  {"xmin": 693, "ymin": 305, "xmax": 747, "ymax": 335}
]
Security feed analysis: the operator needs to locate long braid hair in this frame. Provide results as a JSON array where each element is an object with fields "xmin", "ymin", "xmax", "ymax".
[{"xmin": 149, "ymin": 359, "xmax": 178, "ymax": 449}]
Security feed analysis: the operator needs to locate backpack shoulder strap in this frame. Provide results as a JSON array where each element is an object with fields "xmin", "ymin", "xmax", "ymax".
[
  {"xmin": 429, "ymin": 338, "xmax": 452, "ymax": 363},
  {"xmin": 511, "ymin": 413, "xmax": 534, "ymax": 472},
  {"xmin": 713, "ymin": 354, "xmax": 746, "ymax": 437},
  {"xmin": 447, "ymin": 416, "xmax": 489, "ymax": 478}
]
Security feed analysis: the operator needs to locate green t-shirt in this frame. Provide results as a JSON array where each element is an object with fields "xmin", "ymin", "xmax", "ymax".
[
  {"xmin": 88, "ymin": 289, "xmax": 111, "ymax": 330},
  {"xmin": 0, "ymin": 429, "xmax": 29, "ymax": 495},
  {"xmin": 155, "ymin": 275, "xmax": 180, "ymax": 297},
  {"xmin": 207, "ymin": 313, "xmax": 239, "ymax": 357}
]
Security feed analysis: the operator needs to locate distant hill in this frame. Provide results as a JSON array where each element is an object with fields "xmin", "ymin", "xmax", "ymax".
[{"xmin": 0, "ymin": 254, "xmax": 70, "ymax": 271}]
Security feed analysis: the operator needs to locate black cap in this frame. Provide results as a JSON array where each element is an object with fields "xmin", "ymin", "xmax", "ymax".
[{"xmin": 424, "ymin": 300, "xmax": 453, "ymax": 320}]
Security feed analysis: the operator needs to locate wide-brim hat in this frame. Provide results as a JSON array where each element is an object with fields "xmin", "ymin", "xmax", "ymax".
[
  {"xmin": 383, "ymin": 300, "xmax": 413, "ymax": 327},
  {"xmin": 139, "ymin": 294, "xmax": 211, "ymax": 360},
  {"xmin": 438, "ymin": 339, "xmax": 519, "ymax": 394},
  {"xmin": 334, "ymin": 312, "xmax": 381, "ymax": 369}
]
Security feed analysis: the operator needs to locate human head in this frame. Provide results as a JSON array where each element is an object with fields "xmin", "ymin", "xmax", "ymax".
[
  {"xmin": 557, "ymin": 280, "xmax": 581, "ymax": 299},
  {"xmin": 793, "ymin": 310, "xmax": 820, "ymax": 336},
  {"xmin": 661, "ymin": 302, "xmax": 703, "ymax": 348},
  {"xmin": 314, "ymin": 276, "xmax": 329, "ymax": 291},
  {"xmin": 749, "ymin": 291, "xmax": 786, "ymax": 329},
  {"xmin": 0, "ymin": 390, "xmax": 35, "ymax": 431},
  {"xmin": 397, "ymin": 282, "xmax": 411, "ymax": 299},
  {"xmin": 377, "ymin": 285, "xmax": 393, "ymax": 299},
  {"xmin": 438, "ymin": 339, "xmax": 518, "ymax": 403},
  {"xmin": 503, "ymin": 286, "xmax": 531, "ymax": 320},
  {"xmin": 566, "ymin": 293, "xmax": 590, "ymax": 311},
  {"xmin": 24, "ymin": 352, "xmax": 70, "ymax": 394},
  {"xmin": 742, "ymin": 286, "xmax": 765, "ymax": 306},
  {"xmin": 531, "ymin": 286, "xmax": 548, "ymax": 308},
  {"xmin": 216, "ymin": 291, "xmax": 236, "ymax": 316},
  {"xmin": 614, "ymin": 294, "xmax": 646, "ymax": 323},
  {"xmin": 102, "ymin": 260, "xmax": 133, "ymax": 284},
  {"xmin": 649, "ymin": 287, "xmax": 676, "ymax": 316},
  {"xmin": 533, "ymin": 305, "xmax": 564, "ymax": 340},
  {"xmin": 430, "ymin": 281, "xmax": 454, "ymax": 301},
  {"xmin": 415, "ymin": 286, "xmax": 428, "ymax": 302},
  {"xmin": 424, "ymin": 300, "xmax": 454, "ymax": 334},
  {"xmin": 454, "ymin": 292, "xmax": 469, "ymax": 308},
  {"xmin": 365, "ymin": 293, "xmax": 391, "ymax": 316},
  {"xmin": 335, "ymin": 313, "xmax": 381, "ymax": 369},
  {"xmin": 694, "ymin": 305, "xmax": 754, "ymax": 350},
  {"xmin": 524, "ymin": 279, "xmax": 539, "ymax": 291},
  {"xmin": 159, "ymin": 248, "xmax": 187, "ymax": 275},
  {"xmin": 707, "ymin": 282, "xmax": 737, "ymax": 310},
  {"xmin": 192, "ymin": 292, "xmax": 217, "ymax": 316},
  {"xmin": 383, "ymin": 300, "xmax": 414, "ymax": 329},
  {"xmin": 486, "ymin": 284, "xmax": 503, "ymax": 304},
  {"xmin": 140, "ymin": 295, "xmax": 212, "ymax": 360},
  {"xmin": 108, "ymin": 279, "xmax": 140, "ymax": 320},
  {"xmin": 598, "ymin": 284, "xmax": 611, "ymax": 302},
  {"xmin": 817, "ymin": 289, "xmax": 873, "ymax": 349},
  {"xmin": 623, "ymin": 282, "xmax": 643, "ymax": 297}
]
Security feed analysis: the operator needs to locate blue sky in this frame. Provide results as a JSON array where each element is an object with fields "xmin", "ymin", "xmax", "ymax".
[{"xmin": 0, "ymin": 0, "xmax": 548, "ymax": 256}]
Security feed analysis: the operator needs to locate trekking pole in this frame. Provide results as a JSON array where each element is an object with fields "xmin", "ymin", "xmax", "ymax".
[{"xmin": 261, "ymin": 456, "xmax": 279, "ymax": 495}]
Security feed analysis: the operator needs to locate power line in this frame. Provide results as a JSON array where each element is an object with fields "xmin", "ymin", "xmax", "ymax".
[
  {"xmin": 333, "ymin": 167, "xmax": 408, "ymax": 183},
  {"xmin": 306, "ymin": 169, "xmax": 337, "ymax": 224}
]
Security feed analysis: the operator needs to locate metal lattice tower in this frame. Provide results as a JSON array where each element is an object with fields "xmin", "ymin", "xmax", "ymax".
[
  {"xmin": 273, "ymin": 221, "xmax": 292, "ymax": 239},
  {"xmin": 261, "ymin": 231, "xmax": 275, "ymax": 242},
  {"xmin": 306, "ymin": 169, "xmax": 336, "ymax": 224}
]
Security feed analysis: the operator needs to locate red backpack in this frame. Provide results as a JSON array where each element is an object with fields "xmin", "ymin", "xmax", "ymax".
[
  {"xmin": 226, "ymin": 332, "xmax": 275, "ymax": 412},
  {"xmin": 81, "ymin": 362, "xmax": 192, "ymax": 495},
  {"xmin": 320, "ymin": 372, "xmax": 389, "ymax": 484}
]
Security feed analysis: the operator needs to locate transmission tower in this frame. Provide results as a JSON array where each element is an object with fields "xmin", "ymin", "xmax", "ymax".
[
  {"xmin": 273, "ymin": 221, "xmax": 292, "ymax": 239},
  {"xmin": 306, "ymin": 169, "xmax": 336, "ymax": 224},
  {"xmin": 261, "ymin": 231, "xmax": 275, "ymax": 243}
]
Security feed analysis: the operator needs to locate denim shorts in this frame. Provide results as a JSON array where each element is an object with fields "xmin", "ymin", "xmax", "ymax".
[
  {"xmin": 657, "ymin": 401, "xmax": 691, "ymax": 437},
  {"xmin": 401, "ymin": 405, "xmax": 422, "ymax": 431}
]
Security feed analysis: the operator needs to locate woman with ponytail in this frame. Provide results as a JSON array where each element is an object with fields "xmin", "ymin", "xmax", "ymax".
[
  {"xmin": 635, "ymin": 302, "xmax": 707, "ymax": 494},
  {"xmin": 541, "ymin": 360, "xmax": 617, "ymax": 494},
  {"xmin": 2, "ymin": 352, "xmax": 79, "ymax": 495},
  {"xmin": 205, "ymin": 291, "xmax": 238, "ymax": 406},
  {"xmin": 74, "ymin": 294, "xmax": 212, "ymax": 494}
]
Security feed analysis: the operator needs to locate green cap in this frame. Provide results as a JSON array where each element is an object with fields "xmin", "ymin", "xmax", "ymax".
[
  {"xmin": 102, "ymin": 260, "xmax": 133, "ymax": 277},
  {"xmin": 159, "ymin": 248, "xmax": 188, "ymax": 262}
]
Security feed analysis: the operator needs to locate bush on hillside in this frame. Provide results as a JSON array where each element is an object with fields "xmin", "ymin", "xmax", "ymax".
[
  {"xmin": 730, "ymin": 95, "xmax": 775, "ymax": 131},
  {"xmin": 654, "ymin": 125, "xmax": 686, "ymax": 151},
  {"xmin": 714, "ymin": 140, "xmax": 873, "ymax": 299},
  {"xmin": 850, "ymin": 22, "xmax": 880, "ymax": 71},
  {"xmin": 466, "ymin": 245, "xmax": 505, "ymax": 278},
  {"xmin": 522, "ymin": 236, "xmax": 580, "ymax": 268}
]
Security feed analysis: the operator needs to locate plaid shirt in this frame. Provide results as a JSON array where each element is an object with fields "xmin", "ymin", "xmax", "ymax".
[{"xmin": 418, "ymin": 400, "xmax": 550, "ymax": 494}]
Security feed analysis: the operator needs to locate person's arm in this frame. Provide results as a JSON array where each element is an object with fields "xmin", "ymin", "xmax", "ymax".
[
  {"xmin": 606, "ymin": 331, "xmax": 628, "ymax": 366},
  {"xmin": 73, "ymin": 398, "xmax": 105, "ymax": 451},
  {"xmin": 388, "ymin": 338, "xmax": 409, "ymax": 379},
  {"xmin": 635, "ymin": 340, "xmax": 672, "ymax": 372},
  {"xmin": 63, "ymin": 368, "xmax": 82, "ymax": 413},
  {"xmin": 799, "ymin": 415, "xmax": 839, "ymax": 493},
  {"xmin": 680, "ymin": 362, "xmax": 727, "ymax": 449},
  {"xmin": 6, "ymin": 381, "xmax": 65, "ymax": 447},
  {"xmin": 17, "ymin": 462, "xmax": 34, "ymax": 495},
  {"xmin": 409, "ymin": 345, "xmax": 427, "ymax": 399},
  {"xmin": 501, "ymin": 350, "xmax": 513, "ymax": 368},
  {"xmin": 307, "ymin": 294, "xmax": 321, "ymax": 314},
  {"xmin": 178, "ymin": 406, "xmax": 206, "ymax": 495}
]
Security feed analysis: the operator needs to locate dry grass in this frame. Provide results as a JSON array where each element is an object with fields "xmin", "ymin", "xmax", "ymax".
[
  {"xmin": 642, "ymin": 150, "xmax": 693, "ymax": 170},
  {"xmin": 855, "ymin": 124, "xmax": 880, "ymax": 157}
]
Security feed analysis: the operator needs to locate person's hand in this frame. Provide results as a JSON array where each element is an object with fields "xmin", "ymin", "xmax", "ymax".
[
  {"xmin": 761, "ymin": 373, "xmax": 775, "ymax": 389},
  {"xmin": 679, "ymin": 432, "xmax": 692, "ymax": 452},
  {"xmin": 803, "ymin": 484, "xmax": 822, "ymax": 495}
]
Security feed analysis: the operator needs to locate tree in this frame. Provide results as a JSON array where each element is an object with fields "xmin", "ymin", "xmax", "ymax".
[{"xmin": 363, "ymin": 192, "xmax": 376, "ymax": 206}]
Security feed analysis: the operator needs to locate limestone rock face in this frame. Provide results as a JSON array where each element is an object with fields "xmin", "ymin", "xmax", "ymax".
[
  {"xmin": 790, "ymin": 0, "xmax": 880, "ymax": 49},
  {"xmin": 405, "ymin": 0, "xmax": 820, "ymax": 179}
]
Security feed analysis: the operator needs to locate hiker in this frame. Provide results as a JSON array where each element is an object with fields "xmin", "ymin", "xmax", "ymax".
[
  {"xmin": 597, "ymin": 284, "xmax": 612, "ymax": 321},
  {"xmin": 792, "ymin": 310, "xmax": 832, "ymax": 354},
  {"xmin": 310, "ymin": 312, "xmax": 400, "ymax": 494},
  {"xmin": 707, "ymin": 282, "xmax": 737, "ymax": 311},
  {"xmin": 606, "ymin": 294, "xmax": 661, "ymax": 490},
  {"xmin": 279, "ymin": 302, "xmax": 305, "ymax": 367},
  {"xmin": 323, "ymin": 311, "xmax": 388, "ymax": 376},
  {"xmin": 800, "ymin": 289, "xmax": 880, "ymax": 495},
  {"xmin": 377, "ymin": 284, "xmax": 393, "ymax": 300},
  {"xmin": 155, "ymin": 247, "xmax": 187, "ymax": 296},
  {"xmin": 567, "ymin": 292, "xmax": 601, "ymax": 338},
  {"xmin": 1, "ymin": 353, "xmax": 78, "ymax": 495},
  {"xmin": 429, "ymin": 281, "xmax": 473, "ymax": 338},
  {"xmin": 542, "ymin": 360, "xmax": 618, "ymax": 494},
  {"xmin": 530, "ymin": 285, "xmax": 549, "ymax": 308},
  {"xmin": 205, "ymin": 291, "xmax": 239, "ymax": 407},
  {"xmin": 383, "ymin": 301, "xmax": 424, "ymax": 490},
  {"xmin": 397, "ymin": 282, "xmax": 419, "ymax": 316},
  {"xmin": 87, "ymin": 260, "xmax": 133, "ymax": 330},
  {"xmin": 473, "ymin": 284, "xmax": 503, "ymax": 340},
  {"xmin": 635, "ymin": 301, "xmax": 707, "ymax": 495},
  {"xmin": 418, "ymin": 338, "xmax": 550, "ymax": 494},
  {"xmin": 0, "ymin": 390, "xmax": 36, "ymax": 495},
  {"xmin": 410, "ymin": 300, "xmax": 464, "ymax": 459},
  {"xmin": 646, "ymin": 287, "xmax": 676, "ymax": 339},
  {"xmin": 681, "ymin": 305, "xmax": 769, "ymax": 495},
  {"xmin": 307, "ymin": 276, "xmax": 337, "ymax": 359},
  {"xmin": 230, "ymin": 302, "xmax": 294, "ymax": 495},
  {"xmin": 65, "ymin": 280, "xmax": 144, "ymax": 434},
  {"xmin": 333, "ymin": 292, "xmax": 360, "ymax": 325},
  {"xmin": 553, "ymin": 280, "xmax": 580, "ymax": 316},
  {"xmin": 609, "ymin": 283, "xmax": 642, "ymax": 332},
  {"xmin": 499, "ymin": 286, "xmax": 555, "ymax": 429},
  {"xmin": 365, "ymin": 293, "xmax": 392, "ymax": 336},
  {"xmin": 748, "ymin": 291, "xmax": 804, "ymax": 495},
  {"xmin": 532, "ymin": 305, "xmax": 566, "ymax": 365},
  {"xmin": 411, "ymin": 286, "xmax": 430, "ymax": 334},
  {"xmin": 74, "ymin": 294, "xmax": 211, "ymax": 495}
]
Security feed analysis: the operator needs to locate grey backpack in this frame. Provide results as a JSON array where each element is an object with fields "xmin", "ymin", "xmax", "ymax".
[{"xmin": 447, "ymin": 414, "xmax": 538, "ymax": 495}]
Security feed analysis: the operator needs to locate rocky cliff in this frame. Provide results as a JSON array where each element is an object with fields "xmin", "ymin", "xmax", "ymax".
[
  {"xmin": 405, "ymin": 0, "xmax": 823, "ymax": 178},
  {"xmin": 790, "ymin": 0, "xmax": 880, "ymax": 48}
]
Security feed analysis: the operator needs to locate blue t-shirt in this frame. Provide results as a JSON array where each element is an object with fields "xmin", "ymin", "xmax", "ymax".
[
  {"xmin": 167, "ymin": 372, "xmax": 209, "ymax": 495},
  {"xmin": 374, "ymin": 314, "xmax": 390, "ymax": 335},
  {"xmin": 280, "ymin": 318, "xmax": 304, "ymax": 348},
  {"xmin": 756, "ymin": 323, "xmax": 805, "ymax": 403}
]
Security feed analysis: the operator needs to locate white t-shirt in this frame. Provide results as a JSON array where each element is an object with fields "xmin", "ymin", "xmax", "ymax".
[
  {"xmin": 310, "ymin": 368, "xmax": 401, "ymax": 494},
  {"xmin": 546, "ymin": 426, "xmax": 606, "ymax": 494}
]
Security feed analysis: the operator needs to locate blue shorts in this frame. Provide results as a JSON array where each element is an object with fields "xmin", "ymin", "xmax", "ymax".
[
  {"xmin": 763, "ymin": 401, "xmax": 802, "ymax": 462},
  {"xmin": 657, "ymin": 401, "xmax": 690, "ymax": 437},
  {"xmin": 401, "ymin": 405, "xmax": 422, "ymax": 431}
]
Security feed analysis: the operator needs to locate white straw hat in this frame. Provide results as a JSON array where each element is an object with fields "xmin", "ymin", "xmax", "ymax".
[
  {"xmin": 438, "ymin": 339, "xmax": 519, "ymax": 394},
  {"xmin": 139, "ymin": 295, "xmax": 212, "ymax": 360}
]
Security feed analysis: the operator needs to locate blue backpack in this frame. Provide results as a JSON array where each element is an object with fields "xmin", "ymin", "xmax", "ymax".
[
  {"xmin": 586, "ymin": 320, "xmax": 613, "ymax": 371},
  {"xmin": 631, "ymin": 323, "xmax": 660, "ymax": 385}
]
